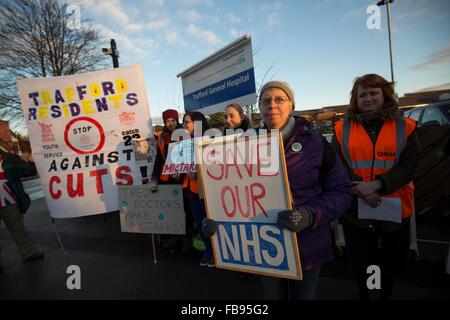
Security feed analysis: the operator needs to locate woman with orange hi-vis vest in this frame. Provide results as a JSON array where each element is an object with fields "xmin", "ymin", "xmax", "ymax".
[
  {"xmin": 182, "ymin": 112, "xmax": 214, "ymax": 267},
  {"xmin": 332, "ymin": 74, "xmax": 420, "ymax": 300},
  {"xmin": 151, "ymin": 109, "xmax": 194, "ymax": 253}
]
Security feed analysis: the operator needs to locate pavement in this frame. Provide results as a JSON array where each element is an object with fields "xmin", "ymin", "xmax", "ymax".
[{"xmin": 0, "ymin": 178, "xmax": 449, "ymax": 300}]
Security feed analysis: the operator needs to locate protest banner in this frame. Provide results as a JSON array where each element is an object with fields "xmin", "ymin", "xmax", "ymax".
[
  {"xmin": 17, "ymin": 64, "xmax": 153, "ymax": 218},
  {"xmin": 196, "ymin": 132, "xmax": 303, "ymax": 280},
  {"xmin": 177, "ymin": 35, "xmax": 256, "ymax": 115},
  {"xmin": 161, "ymin": 139, "xmax": 196, "ymax": 175},
  {"xmin": 118, "ymin": 184, "xmax": 185, "ymax": 235},
  {"xmin": 133, "ymin": 137, "xmax": 157, "ymax": 184}
]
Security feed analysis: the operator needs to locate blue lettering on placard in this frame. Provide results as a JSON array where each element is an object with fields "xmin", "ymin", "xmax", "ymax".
[
  {"xmin": 216, "ymin": 221, "xmax": 289, "ymax": 270},
  {"xmin": 184, "ymin": 68, "xmax": 256, "ymax": 112}
]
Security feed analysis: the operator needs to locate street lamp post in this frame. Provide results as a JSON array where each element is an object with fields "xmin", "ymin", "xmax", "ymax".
[
  {"xmin": 102, "ymin": 39, "xmax": 120, "ymax": 68},
  {"xmin": 377, "ymin": 0, "xmax": 394, "ymax": 84}
]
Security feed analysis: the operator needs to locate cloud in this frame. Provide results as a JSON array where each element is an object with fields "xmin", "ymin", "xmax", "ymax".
[
  {"xmin": 175, "ymin": 0, "xmax": 213, "ymax": 7},
  {"xmin": 395, "ymin": 0, "xmax": 450, "ymax": 22},
  {"xmin": 259, "ymin": 2, "xmax": 283, "ymax": 29},
  {"xmin": 413, "ymin": 83, "xmax": 450, "ymax": 92},
  {"xmin": 229, "ymin": 28, "xmax": 241, "ymax": 38},
  {"xmin": 95, "ymin": 23, "xmax": 155, "ymax": 57},
  {"xmin": 412, "ymin": 45, "xmax": 450, "ymax": 70},
  {"xmin": 186, "ymin": 24, "xmax": 222, "ymax": 45},
  {"xmin": 178, "ymin": 8, "xmax": 201, "ymax": 22},
  {"xmin": 143, "ymin": 0, "xmax": 165, "ymax": 7},
  {"xmin": 226, "ymin": 13, "xmax": 241, "ymax": 24},
  {"xmin": 344, "ymin": 6, "xmax": 366, "ymax": 19},
  {"xmin": 165, "ymin": 30, "xmax": 179, "ymax": 44},
  {"xmin": 80, "ymin": 0, "xmax": 129, "ymax": 26},
  {"xmin": 147, "ymin": 20, "xmax": 169, "ymax": 30},
  {"xmin": 124, "ymin": 23, "xmax": 144, "ymax": 32}
]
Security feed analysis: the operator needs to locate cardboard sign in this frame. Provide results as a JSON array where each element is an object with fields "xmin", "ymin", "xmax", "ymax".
[
  {"xmin": 17, "ymin": 64, "xmax": 153, "ymax": 218},
  {"xmin": 196, "ymin": 133, "xmax": 302, "ymax": 280},
  {"xmin": 162, "ymin": 139, "xmax": 196, "ymax": 175},
  {"xmin": 133, "ymin": 137, "xmax": 157, "ymax": 183},
  {"xmin": 118, "ymin": 184, "xmax": 185, "ymax": 235}
]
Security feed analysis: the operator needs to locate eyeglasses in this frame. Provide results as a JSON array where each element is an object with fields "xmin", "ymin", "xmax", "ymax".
[{"xmin": 259, "ymin": 96, "xmax": 291, "ymax": 107}]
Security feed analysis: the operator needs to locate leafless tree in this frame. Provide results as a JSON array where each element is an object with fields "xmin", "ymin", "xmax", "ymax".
[{"xmin": 0, "ymin": 0, "xmax": 108, "ymax": 134}]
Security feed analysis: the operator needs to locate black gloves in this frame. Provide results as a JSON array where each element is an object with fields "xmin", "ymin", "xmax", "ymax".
[
  {"xmin": 201, "ymin": 207, "xmax": 315, "ymax": 238},
  {"xmin": 277, "ymin": 206, "xmax": 316, "ymax": 233},
  {"xmin": 202, "ymin": 218, "xmax": 218, "ymax": 238}
]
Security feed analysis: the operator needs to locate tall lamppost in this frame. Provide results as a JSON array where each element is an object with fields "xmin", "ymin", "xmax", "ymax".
[
  {"xmin": 377, "ymin": 0, "xmax": 394, "ymax": 83},
  {"xmin": 102, "ymin": 39, "xmax": 120, "ymax": 68}
]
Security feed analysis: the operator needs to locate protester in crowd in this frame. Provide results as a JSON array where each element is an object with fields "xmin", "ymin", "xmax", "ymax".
[
  {"xmin": 332, "ymin": 74, "xmax": 420, "ymax": 300},
  {"xmin": 182, "ymin": 111, "xmax": 214, "ymax": 267},
  {"xmin": 151, "ymin": 109, "xmax": 193, "ymax": 253},
  {"xmin": 0, "ymin": 120, "xmax": 44, "ymax": 270},
  {"xmin": 203, "ymin": 81, "xmax": 352, "ymax": 299},
  {"xmin": 223, "ymin": 103, "xmax": 251, "ymax": 135}
]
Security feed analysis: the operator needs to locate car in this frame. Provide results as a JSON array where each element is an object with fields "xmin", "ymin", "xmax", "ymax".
[{"xmin": 403, "ymin": 100, "xmax": 450, "ymax": 127}]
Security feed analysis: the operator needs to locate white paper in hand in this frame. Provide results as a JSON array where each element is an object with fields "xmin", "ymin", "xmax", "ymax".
[{"xmin": 358, "ymin": 197, "xmax": 402, "ymax": 223}]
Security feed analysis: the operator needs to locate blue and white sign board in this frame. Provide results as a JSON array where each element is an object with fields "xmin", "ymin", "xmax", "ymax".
[
  {"xmin": 177, "ymin": 35, "xmax": 256, "ymax": 115},
  {"xmin": 196, "ymin": 133, "xmax": 303, "ymax": 280}
]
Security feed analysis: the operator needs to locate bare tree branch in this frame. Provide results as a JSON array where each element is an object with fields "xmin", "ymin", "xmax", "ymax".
[{"xmin": 0, "ymin": 0, "xmax": 108, "ymax": 134}]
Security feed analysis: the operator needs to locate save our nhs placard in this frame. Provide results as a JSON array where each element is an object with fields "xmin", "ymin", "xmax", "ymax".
[
  {"xmin": 177, "ymin": 35, "xmax": 256, "ymax": 115},
  {"xmin": 17, "ymin": 64, "xmax": 153, "ymax": 218},
  {"xmin": 196, "ymin": 133, "xmax": 303, "ymax": 280}
]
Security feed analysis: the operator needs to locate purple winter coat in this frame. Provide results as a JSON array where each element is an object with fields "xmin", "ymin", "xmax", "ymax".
[{"xmin": 284, "ymin": 117, "xmax": 352, "ymax": 270}]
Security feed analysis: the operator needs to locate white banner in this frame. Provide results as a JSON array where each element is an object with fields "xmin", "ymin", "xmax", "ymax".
[
  {"xmin": 178, "ymin": 35, "xmax": 256, "ymax": 115},
  {"xmin": 17, "ymin": 64, "xmax": 153, "ymax": 218}
]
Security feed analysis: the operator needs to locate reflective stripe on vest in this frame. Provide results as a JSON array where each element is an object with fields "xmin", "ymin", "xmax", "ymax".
[
  {"xmin": 334, "ymin": 117, "xmax": 416, "ymax": 219},
  {"xmin": 341, "ymin": 117, "xmax": 407, "ymax": 170}
]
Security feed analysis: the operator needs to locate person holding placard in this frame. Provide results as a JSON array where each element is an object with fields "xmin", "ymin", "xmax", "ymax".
[
  {"xmin": 332, "ymin": 74, "xmax": 420, "ymax": 300},
  {"xmin": 182, "ymin": 112, "xmax": 214, "ymax": 267},
  {"xmin": 204, "ymin": 80, "xmax": 352, "ymax": 299},
  {"xmin": 151, "ymin": 109, "xmax": 193, "ymax": 253}
]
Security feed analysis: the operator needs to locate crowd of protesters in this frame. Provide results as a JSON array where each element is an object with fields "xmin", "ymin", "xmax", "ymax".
[{"xmin": 1, "ymin": 74, "xmax": 420, "ymax": 300}]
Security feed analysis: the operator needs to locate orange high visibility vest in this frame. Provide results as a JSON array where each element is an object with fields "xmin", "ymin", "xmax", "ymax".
[
  {"xmin": 334, "ymin": 117, "xmax": 417, "ymax": 219},
  {"xmin": 158, "ymin": 134, "xmax": 169, "ymax": 182}
]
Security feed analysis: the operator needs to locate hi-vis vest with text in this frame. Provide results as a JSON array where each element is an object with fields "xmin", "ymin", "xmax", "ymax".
[{"xmin": 334, "ymin": 117, "xmax": 416, "ymax": 219}]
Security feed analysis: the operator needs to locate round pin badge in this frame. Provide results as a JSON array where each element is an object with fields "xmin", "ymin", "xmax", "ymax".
[{"xmin": 291, "ymin": 142, "xmax": 302, "ymax": 152}]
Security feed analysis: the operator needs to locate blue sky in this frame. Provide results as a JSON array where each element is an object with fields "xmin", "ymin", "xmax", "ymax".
[{"xmin": 77, "ymin": 0, "xmax": 450, "ymax": 124}]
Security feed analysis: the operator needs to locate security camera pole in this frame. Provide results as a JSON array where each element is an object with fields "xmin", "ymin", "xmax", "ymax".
[{"xmin": 102, "ymin": 39, "xmax": 120, "ymax": 68}]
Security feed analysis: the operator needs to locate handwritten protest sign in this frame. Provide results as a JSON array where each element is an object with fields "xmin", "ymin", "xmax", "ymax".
[
  {"xmin": 161, "ymin": 139, "xmax": 196, "ymax": 175},
  {"xmin": 118, "ymin": 185, "xmax": 185, "ymax": 234},
  {"xmin": 133, "ymin": 137, "xmax": 157, "ymax": 184},
  {"xmin": 196, "ymin": 132, "xmax": 302, "ymax": 280},
  {"xmin": 17, "ymin": 64, "xmax": 153, "ymax": 218}
]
